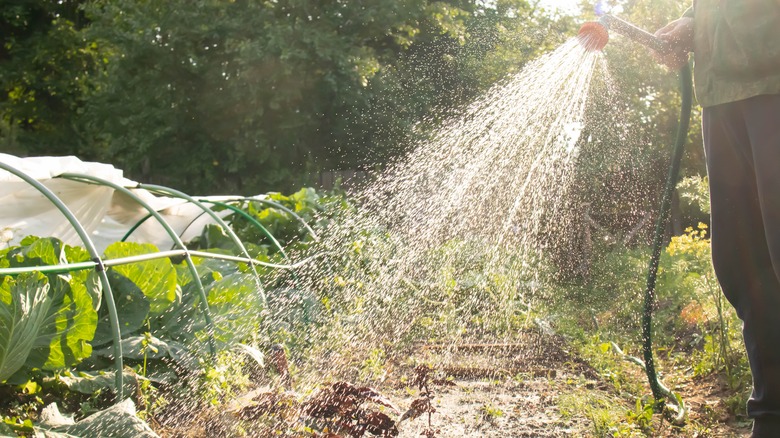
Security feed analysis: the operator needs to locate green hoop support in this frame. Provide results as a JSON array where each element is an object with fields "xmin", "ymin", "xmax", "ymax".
[
  {"xmin": 136, "ymin": 184, "xmax": 265, "ymax": 302},
  {"xmin": 0, "ymin": 163, "xmax": 125, "ymax": 400},
  {"xmin": 58, "ymin": 173, "xmax": 216, "ymax": 356}
]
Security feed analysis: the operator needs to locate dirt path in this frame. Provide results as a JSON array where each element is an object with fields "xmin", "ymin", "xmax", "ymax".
[
  {"xmin": 389, "ymin": 330, "xmax": 751, "ymax": 437},
  {"xmin": 390, "ymin": 332, "xmax": 608, "ymax": 437},
  {"xmin": 156, "ymin": 330, "xmax": 752, "ymax": 437},
  {"xmin": 395, "ymin": 377, "xmax": 582, "ymax": 437}
]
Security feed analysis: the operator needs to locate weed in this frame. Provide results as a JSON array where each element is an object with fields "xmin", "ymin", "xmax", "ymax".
[
  {"xmin": 398, "ymin": 365, "xmax": 456, "ymax": 438},
  {"xmin": 135, "ymin": 378, "xmax": 168, "ymax": 421},
  {"xmin": 359, "ymin": 348, "xmax": 388, "ymax": 384},
  {"xmin": 625, "ymin": 397, "xmax": 660, "ymax": 433},
  {"xmin": 200, "ymin": 351, "xmax": 251, "ymax": 407},
  {"xmin": 478, "ymin": 402, "xmax": 504, "ymax": 423},
  {"xmin": 724, "ymin": 390, "xmax": 750, "ymax": 418},
  {"xmin": 557, "ymin": 392, "xmax": 641, "ymax": 437}
]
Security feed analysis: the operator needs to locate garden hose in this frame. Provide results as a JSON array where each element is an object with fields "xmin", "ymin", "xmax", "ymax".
[
  {"xmin": 579, "ymin": 15, "xmax": 692, "ymax": 424},
  {"xmin": 641, "ymin": 61, "xmax": 692, "ymax": 425}
]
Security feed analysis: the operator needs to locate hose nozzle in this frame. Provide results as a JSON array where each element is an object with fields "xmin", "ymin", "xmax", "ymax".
[
  {"xmin": 577, "ymin": 21, "xmax": 609, "ymax": 51},
  {"xmin": 578, "ymin": 15, "xmax": 671, "ymax": 54}
]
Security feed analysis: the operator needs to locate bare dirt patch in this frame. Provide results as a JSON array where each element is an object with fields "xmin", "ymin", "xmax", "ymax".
[{"xmin": 154, "ymin": 329, "xmax": 753, "ymax": 437}]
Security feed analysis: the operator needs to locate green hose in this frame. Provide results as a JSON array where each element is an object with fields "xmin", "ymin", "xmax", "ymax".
[{"xmin": 642, "ymin": 62, "xmax": 692, "ymax": 424}]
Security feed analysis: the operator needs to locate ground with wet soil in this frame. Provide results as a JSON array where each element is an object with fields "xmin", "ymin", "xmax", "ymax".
[{"xmin": 155, "ymin": 329, "xmax": 752, "ymax": 437}]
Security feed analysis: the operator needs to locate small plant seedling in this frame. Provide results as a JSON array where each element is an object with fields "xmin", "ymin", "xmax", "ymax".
[
  {"xmin": 478, "ymin": 402, "xmax": 504, "ymax": 423},
  {"xmin": 399, "ymin": 365, "xmax": 457, "ymax": 438}
]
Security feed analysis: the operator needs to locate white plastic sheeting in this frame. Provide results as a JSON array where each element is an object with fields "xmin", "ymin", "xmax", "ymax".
[{"xmin": 0, "ymin": 154, "xmax": 233, "ymax": 253}]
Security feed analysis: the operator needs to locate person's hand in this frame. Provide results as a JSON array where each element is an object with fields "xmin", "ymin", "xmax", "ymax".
[{"xmin": 654, "ymin": 17, "xmax": 693, "ymax": 69}]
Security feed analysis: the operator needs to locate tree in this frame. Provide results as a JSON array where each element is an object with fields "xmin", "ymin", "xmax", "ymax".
[
  {"xmin": 1, "ymin": 0, "xmax": 579, "ymax": 194},
  {"xmin": 0, "ymin": 0, "xmax": 98, "ymax": 156},
  {"xmin": 81, "ymin": 0, "xmax": 477, "ymax": 192}
]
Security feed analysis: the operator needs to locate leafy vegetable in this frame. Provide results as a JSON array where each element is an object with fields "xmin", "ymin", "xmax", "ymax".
[
  {"xmin": 103, "ymin": 242, "xmax": 176, "ymax": 315},
  {"xmin": 0, "ymin": 273, "xmax": 53, "ymax": 382},
  {"xmin": 92, "ymin": 271, "xmax": 150, "ymax": 346},
  {"xmin": 8, "ymin": 237, "xmax": 67, "ymax": 267},
  {"xmin": 31, "ymin": 275, "xmax": 98, "ymax": 371},
  {"xmin": 56, "ymin": 370, "xmax": 141, "ymax": 396},
  {"xmin": 0, "ymin": 272, "xmax": 97, "ymax": 383},
  {"xmin": 205, "ymin": 272, "xmax": 265, "ymax": 346},
  {"xmin": 35, "ymin": 399, "xmax": 160, "ymax": 438}
]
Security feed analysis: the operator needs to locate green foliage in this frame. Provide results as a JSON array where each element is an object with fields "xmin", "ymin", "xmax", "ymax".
[
  {"xmin": 199, "ymin": 350, "xmax": 251, "ymax": 407},
  {"xmin": 32, "ymin": 398, "xmax": 159, "ymax": 438},
  {"xmin": 229, "ymin": 188, "xmax": 333, "ymax": 252},
  {"xmin": 56, "ymin": 369, "xmax": 141, "ymax": 396},
  {"xmin": 264, "ymin": 286, "xmax": 324, "ymax": 354},
  {"xmin": 0, "ymin": 0, "xmax": 99, "ymax": 156},
  {"xmin": 203, "ymin": 272, "xmax": 265, "ymax": 346},
  {"xmin": 78, "ymin": 0, "xmax": 484, "ymax": 191},
  {"xmin": 625, "ymin": 397, "xmax": 660, "ymax": 433},
  {"xmin": 0, "ymin": 260, "xmax": 97, "ymax": 383},
  {"xmin": 2, "ymin": 0, "xmax": 578, "ymax": 193},
  {"xmin": 33, "ymin": 274, "xmax": 98, "ymax": 373},
  {"xmin": 554, "ymin": 244, "xmax": 648, "ymax": 340},
  {"xmin": 665, "ymin": 224, "xmax": 748, "ymax": 388},
  {"xmin": 0, "ymin": 273, "xmax": 54, "ymax": 382},
  {"xmin": 557, "ymin": 391, "xmax": 643, "ymax": 437},
  {"xmin": 358, "ymin": 348, "xmax": 387, "ymax": 384},
  {"xmin": 103, "ymin": 242, "xmax": 177, "ymax": 315},
  {"xmin": 92, "ymin": 270, "xmax": 149, "ymax": 346},
  {"xmin": 0, "ymin": 229, "xmax": 272, "ymax": 388},
  {"xmin": 677, "ymin": 174, "xmax": 711, "ymax": 216},
  {"xmin": 478, "ymin": 402, "xmax": 504, "ymax": 422},
  {"xmin": 554, "ymin": 215, "xmax": 751, "ymax": 426}
]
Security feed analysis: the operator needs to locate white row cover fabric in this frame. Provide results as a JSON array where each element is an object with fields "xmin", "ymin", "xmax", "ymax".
[{"xmin": 0, "ymin": 154, "xmax": 238, "ymax": 253}]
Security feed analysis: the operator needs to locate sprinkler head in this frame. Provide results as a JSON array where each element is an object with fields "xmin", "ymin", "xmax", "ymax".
[{"xmin": 577, "ymin": 21, "xmax": 609, "ymax": 51}]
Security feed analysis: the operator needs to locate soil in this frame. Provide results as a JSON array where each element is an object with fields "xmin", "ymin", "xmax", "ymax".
[
  {"xmin": 389, "ymin": 331, "xmax": 751, "ymax": 437},
  {"xmin": 155, "ymin": 329, "xmax": 753, "ymax": 438}
]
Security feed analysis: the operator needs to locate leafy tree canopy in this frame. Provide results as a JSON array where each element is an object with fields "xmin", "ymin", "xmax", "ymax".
[{"xmin": 1, "ymin": 0, "xmax": 574, "ymax": 193}]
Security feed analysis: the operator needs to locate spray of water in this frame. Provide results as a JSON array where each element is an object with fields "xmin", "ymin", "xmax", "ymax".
[
  {"xmin": 149, "ymin": 37, "xmax": 654, "ymax": 438},
  {"xmin": 285, "ymin": 38, "xmax": 609, "ymax": 384}
]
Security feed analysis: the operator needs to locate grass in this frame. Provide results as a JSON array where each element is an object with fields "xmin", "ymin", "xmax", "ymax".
[
  {"xmin": 557, "ymin": 392, "xmax": 644, "ymax": 437},
  {"xmin": 477, "ymin": 402, "xmax": 504, "ymax": 423}
]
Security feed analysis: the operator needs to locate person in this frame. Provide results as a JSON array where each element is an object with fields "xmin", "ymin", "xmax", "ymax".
[{"xmin": 654, "ymin": 2, "xmax": 780, "ymax": 437}]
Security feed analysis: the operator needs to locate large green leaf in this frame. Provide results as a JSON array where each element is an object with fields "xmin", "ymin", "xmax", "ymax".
[
  {"xmin": 34, "ymin": 399, "xmax": 160, "ymax": 438},
  {"xmin": 0, "ymin": 273, "xmax": 53, "ymax": 382},
  {"xmin": 27, "ymin": 275, "xmax": 98, "ymax": 371},
  {"xmin": 103, "ymin": 242, "xmax": 176, "ymax": 315},
  {"xmin": 174, "ymin": 255, "xmax": 237, "ymax": 287},
  {"xmin": 198, "ymin": 224, "xmax": 234, "ymax": 251},
  {"xmin": 70, "ymin": 270, "xmax": 102, "ymax": 319},
  {"xmin": 61, "ymin": 243, "xmax": 102, "ymax": 311},
  {"xmin": 206, "ymin": 272, "xmax": 265, "ymax": 346},
  {"xmin": 1, "ymin": 271, "xmax": 98, "ymax": 382},
  {"xmin": 151, "ymin": 271, "xmax": 264, "ymax": 348},
  {"xmin": 92, "ymin": 271, "xmax": 150, "ymax": 346},
  {"xmin": 63, "ymin": 245, "xmax": 91, "ymax": 264},
  {"xmin": 56, "ymin": 370, "xmax": 141, "ymax": 396},
  {"xmin": 150, "ymin": 271, "xmax": 219, "ymax": 343},
  {"xmin": 7, "ymin": 237, "xmax": 67, "ymax": 268}
]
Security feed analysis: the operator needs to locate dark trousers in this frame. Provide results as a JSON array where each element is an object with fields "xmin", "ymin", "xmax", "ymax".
[{"xmin": 703, "ymin": 93, "xmax": 780, "ymax": 435}]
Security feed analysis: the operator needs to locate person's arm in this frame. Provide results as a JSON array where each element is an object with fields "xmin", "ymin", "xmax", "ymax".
[{"xmin": 654, "ymin": 6, "xmax": 694, "ymax": 69}]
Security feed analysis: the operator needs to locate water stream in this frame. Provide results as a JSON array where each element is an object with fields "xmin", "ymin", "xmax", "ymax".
[{"xmin": 294, "ymin": 38, "xmax": 610, "ymax": 380}]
